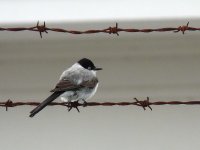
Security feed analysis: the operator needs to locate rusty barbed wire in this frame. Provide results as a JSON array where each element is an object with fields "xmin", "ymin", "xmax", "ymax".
[
  {"xmin": 1, "ymin": 97, "xmax": 200, "ymax": 112},
  {"xmin": 0, "ymin": 21, "xmax": 200, "ymax": 38}
]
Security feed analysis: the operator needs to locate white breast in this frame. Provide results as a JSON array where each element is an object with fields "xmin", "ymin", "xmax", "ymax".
[{"xmin": 59, "ymin": 63, "xmax": 99, "ymax": 102}]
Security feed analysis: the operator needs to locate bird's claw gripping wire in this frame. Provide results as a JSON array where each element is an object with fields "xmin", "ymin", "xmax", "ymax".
[
  {"xmin": 78, "ymin": 99, "xmax": 88, "ymax": 107},
  {"xmin": 134, "ymin": 97, "xmax": 152, "ymax": 111}
]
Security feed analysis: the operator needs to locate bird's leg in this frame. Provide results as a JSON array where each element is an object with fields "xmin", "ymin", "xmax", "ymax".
[
  {"xmin": 83, "ymin": 100, "xmax": 87, "ymax": 107},
  {"xmin": 78, "ymin": 99, "xmax": 87, "ymax": 107}
]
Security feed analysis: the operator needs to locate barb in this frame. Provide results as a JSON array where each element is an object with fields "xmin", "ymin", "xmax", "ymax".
[
  {"xmin": 0, "ymin": 21, "xmax": 200, "ymax": 38},
  {"xmin": 1, "ymin": 97, "xmax": 200, "ymax": 111},
  {"xmin": 36, "ymin": 21, "xmax": 48, "ymax": 38}
]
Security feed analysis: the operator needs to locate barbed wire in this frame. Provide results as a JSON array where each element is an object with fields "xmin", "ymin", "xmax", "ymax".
[
  {"xmin": 1, "ymin": 97, "xmax": 200, "ymax": 112},
  {"xmin": 0, "ymin": 21, "xmax": 200, "ymax": 38}
]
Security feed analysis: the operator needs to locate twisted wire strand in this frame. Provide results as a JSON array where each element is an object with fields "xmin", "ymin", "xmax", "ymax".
[
  {"xmin": 1, "ymin": 97, "xmax": 200, "ymax": 111},
  {"xmin": 0, "ymin": 21, "xmax": 199, "ymax": 38}
]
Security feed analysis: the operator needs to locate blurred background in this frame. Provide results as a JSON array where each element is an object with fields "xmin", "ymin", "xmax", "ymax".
[{"xmin": 1, "ymin": 0, "xmax": 200, "ymax": 150}]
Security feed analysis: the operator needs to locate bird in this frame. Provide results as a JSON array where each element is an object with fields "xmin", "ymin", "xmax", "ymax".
[{"xmin": 29, "ymin": 58, "xmax": 102, "ymax": 117}]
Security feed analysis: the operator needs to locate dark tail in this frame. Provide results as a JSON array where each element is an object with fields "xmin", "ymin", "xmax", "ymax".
[{"xmin": 29, "ymin": 91, "xmax": 64, "ymax": 118}]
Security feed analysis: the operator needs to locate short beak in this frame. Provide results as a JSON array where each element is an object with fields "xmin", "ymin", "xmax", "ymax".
[{"xmin": 94, "ymin": 67, "xmax": 102, "ymax": 71}]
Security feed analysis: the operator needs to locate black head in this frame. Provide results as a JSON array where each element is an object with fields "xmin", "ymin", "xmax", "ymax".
[{"xmin": 78, "ymin": 58, "xmax": 102, "ymax": 71}]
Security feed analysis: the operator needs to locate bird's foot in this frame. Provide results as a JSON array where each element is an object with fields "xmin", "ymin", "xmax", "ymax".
[
  {"xmin": 64, "ymin": 101, "xmax": 80, "ymax": 112},
  {"xmin": 78, "ymin": 99, "xmax": 88, "ymax": 107}
]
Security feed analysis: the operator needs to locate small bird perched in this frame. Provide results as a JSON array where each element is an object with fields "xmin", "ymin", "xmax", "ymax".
[{"xmin": 29, "ymin": 58, "xmax": 102, "ymax": 117}]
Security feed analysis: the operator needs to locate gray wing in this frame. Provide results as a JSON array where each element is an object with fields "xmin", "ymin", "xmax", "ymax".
[
  {"xmin": 50, "ymin": 78, "xmax": 98, "ymax": 92},
  {"xmin": 81, "ymin": 78, "xmax": 98, "ymax": 88},
  {"xmin": 50, "ymin": 80, "xmax": 81, "ymax": 92}
]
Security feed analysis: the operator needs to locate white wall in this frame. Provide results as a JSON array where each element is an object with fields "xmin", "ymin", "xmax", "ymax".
[{"xmin": 1, "ymin": 20, "xmax": 200, "ymax": 150}]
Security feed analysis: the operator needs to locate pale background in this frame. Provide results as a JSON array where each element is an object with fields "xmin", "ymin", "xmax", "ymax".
[{"xmin": 1, "ymin": 1, "xmax": 200, "ymax": 150}]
